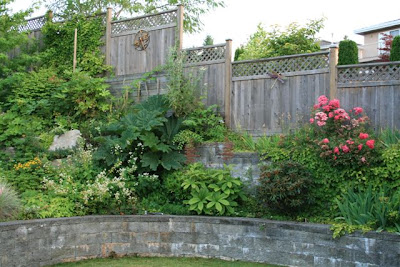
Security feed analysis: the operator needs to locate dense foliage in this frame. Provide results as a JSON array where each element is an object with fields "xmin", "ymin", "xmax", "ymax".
[
  {"xmin": 237, "ymin": 19, "xmax": 324, "ymax": 60},
  {"xmin": 1, "ymin": 0, "xmax": 400, "ymax": 239},
  {"xmin": 203, "ymin": 34, "xmax": 214, "ymax": 46},
  {"xmin": 165, "ymin": 163, "xmax": 246, "ymax": 215},
  {"xmin": 257, "ymin": 161, "xmax": 314, "ymax": 215},
  {"xmin": 390, "ymin": 36, "xmax": 400, "ymax": 61},
  {"xmin": 41, "ymin": 14, "xmax": 111, "ymax": 76},
  {"xmin": 378, "ymin": 33, "xmax": 393, "ymax": 62},
  {"xmin": 338, "ymin": 39, "xmax": 358, "ymax": 65}
]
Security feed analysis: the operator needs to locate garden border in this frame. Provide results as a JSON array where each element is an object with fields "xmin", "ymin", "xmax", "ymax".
[{"xmin": 1, "ymin": 215, "xmax": 399, "ymax": 267}]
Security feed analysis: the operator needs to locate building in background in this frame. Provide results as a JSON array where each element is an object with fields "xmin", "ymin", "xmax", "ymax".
[{"xmin": 355, "ymin": 19, "xmax": 400, "ymax": 62}]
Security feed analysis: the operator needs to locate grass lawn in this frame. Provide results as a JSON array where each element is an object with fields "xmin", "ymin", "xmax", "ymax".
[{"xmin": 50, "ymin": 256, "xmax": 283, "ymax": 267}]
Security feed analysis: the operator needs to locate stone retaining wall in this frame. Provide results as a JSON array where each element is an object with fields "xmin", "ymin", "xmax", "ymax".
[
  {"xmin": 1, "ymin": 215, "xmax": 399, "ymax": 267},
  {"xmin": 195, "ymin": 143, "xmax": 261, "ymax": 186}
]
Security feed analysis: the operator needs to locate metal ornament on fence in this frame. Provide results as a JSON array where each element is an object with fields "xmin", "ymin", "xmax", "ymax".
[
  {"xmin": 134, "ymin": 30, "xmax": 150, "ymax": 51},
  {"xmin": 268, "ymin": 71, "xmax": 286, "ymax": 88}
]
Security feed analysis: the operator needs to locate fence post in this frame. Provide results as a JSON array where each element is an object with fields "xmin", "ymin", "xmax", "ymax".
[
  {"xmin": 329, "ymin": 45, "xmax": 338, "ymax": 99},
  {"xmin": 224, "ymin": 39, "xmax": 233, "ymax": 128},
  {"xmin": 105, "ymin": 7, "xmax": 112, "ymax": 66},
  {"xmin": 176, "ymin": 5, "xmax": 184, "ymax": 50}
]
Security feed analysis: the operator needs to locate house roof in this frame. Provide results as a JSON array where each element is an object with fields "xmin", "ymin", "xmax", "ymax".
[{"xmin": 354, "ymin": 19, "xmax": 400, "ymax": 35}]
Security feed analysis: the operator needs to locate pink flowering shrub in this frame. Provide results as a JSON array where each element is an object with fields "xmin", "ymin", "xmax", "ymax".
[{"xmin": 310, "ymin": 95, "xmax": 378, "ymax": 167}]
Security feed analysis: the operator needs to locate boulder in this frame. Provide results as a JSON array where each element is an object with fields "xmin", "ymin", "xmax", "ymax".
[{"xmin": 49, "ymin": 130, "xmax": 81, "ymax": 151}]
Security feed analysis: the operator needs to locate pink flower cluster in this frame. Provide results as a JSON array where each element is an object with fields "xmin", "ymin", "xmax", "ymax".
[
  {"xmin": 311, "ymin": 95, "xmax": 374, "ymax": 166},
  {"xmin": 311, "ymin": 96, "xmax": 365, "ymax": 127},
  {"xmin": 315, "ymin": 112, "xmax": 328, "ymax": 126},
  {"xmin": 333, "ymin": 108, "xmax": 350, "ymax": 121},
  {"xmin": 319, "ymin": 133, "xmax": 375, "ymax": 163}
]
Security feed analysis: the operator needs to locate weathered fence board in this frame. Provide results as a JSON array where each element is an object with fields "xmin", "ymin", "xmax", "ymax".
[
  {"xmin": 338, "ymin": 84, "xmax": 400, "ymax": 130},
  {"xmin": 337, "ymin": 62, "xmax": 400, "ymax": 130},
  {"xmin": 231, "ymin": 52, "xmax": 331, "ymax": 135},
  {"xmin": 183, "ymin": 43, "xmax": 227, "ymax": 117},
  {"xmin": 231, "ymin": 72, "xmax": 330, "ymax": 135},
  {"xmin": 110, "ymin": 9, "xmax": 178, "ymax": 76}
]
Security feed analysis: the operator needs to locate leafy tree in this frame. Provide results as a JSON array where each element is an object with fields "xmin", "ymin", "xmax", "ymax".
[
  {"xmin": 0, "ymin": 0, "xmax": 39, "ymax": 105},
  {"xmin": 0, "ymin": 0, "xmax": 33, "ymax": 78},
  {"xmin": 238, "ymin": 19, "xmax": 324, "ymax": 60},
  {"xmin": 390, "ymin": 36, "xmax": 400, "ymax": 61},
  {"xmin": 233, "ymin": 45, "xmax": 244, "ymax": 61},
  {"xmin": 43, "ymin": 0, "xmax": 225, "ymax": 33},
  {"xmin": 338, "ymin": 39, "xmax": 358, "ymax": 65},
  {"xmin": 203, "ymin": 34, "xmax": 213, "ymax": 46},
  {"xmin": 378, "ymin": 33, "xmax": 393, "ymax": 62}
]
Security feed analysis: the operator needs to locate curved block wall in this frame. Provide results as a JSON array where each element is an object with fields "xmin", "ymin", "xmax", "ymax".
[{"xmin": 0, "ymin": 215, "xmax": 399, "ymax": 267}]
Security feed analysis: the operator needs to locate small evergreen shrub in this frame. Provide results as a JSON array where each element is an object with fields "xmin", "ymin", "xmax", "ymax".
[
  {"xmin": 257, "ymin": 161, "xmax": 314, "ymax": 214},
  {"xmin": 338, "ymin": 40, "xmax": 359, "ymax": 65},
  {"xmin": 390, "ymin": 36, "xmax": 400, "ymax": 61}
]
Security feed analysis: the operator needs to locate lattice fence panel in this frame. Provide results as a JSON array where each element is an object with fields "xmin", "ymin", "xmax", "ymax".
[
  {"xmin": 338, "ymin": 63, "xmax": 400, "ymax": 83},
  {"xmin": 19, "ymin": 16, "xmax": 46, "ymax": 32},
  {"xmin": 111, "ymin": 10, "xmax": 177, "ymax": 34},
  {"xmin": 232, "ymin": 53, "xmax": 329, "ymax": 77},
  {"xmin": 184, "ymin": 46, "xmax": 226, "ymax": 64}
]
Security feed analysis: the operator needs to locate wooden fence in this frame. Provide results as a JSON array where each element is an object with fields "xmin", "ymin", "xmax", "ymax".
[
  {"xmin": 337, "ymin": 61, "xmax": 400, "ymax": 131},
  {"xmin": 183, "ymin": 41, "xmax": 231, "ymax": 119},
  {"xmin": 108, "ymin": 7, "xmax": 182, "ymax": 76},
  {"xmin": 230, "ymin": 51, "xmax": 331, "ymax": 135},
  {"xmin": 19, "ymin": 8, "xmax": 400, "ymax": 134}
]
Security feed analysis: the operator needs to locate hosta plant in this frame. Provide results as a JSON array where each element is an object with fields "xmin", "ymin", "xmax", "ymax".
[{"xmin": 178, "ymin": 163, "xmax": 246, "ymax": 215}]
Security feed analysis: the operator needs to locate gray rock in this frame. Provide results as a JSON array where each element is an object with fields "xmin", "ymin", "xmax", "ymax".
[
  {"xmin": 3, "ymin": 147, "xmax": 15, "ymax": 157},
  {"xmin": 49, "ymin": 130, "xmax": 81, "ymax": 151}
]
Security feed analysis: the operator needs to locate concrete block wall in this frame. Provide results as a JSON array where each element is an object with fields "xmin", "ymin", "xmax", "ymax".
[
  {"xmin": 195, "ymin": 143, "xmax": 261, "ymax": 186},
  {"xmin": 1, "ymin": 215, "xmax": 399, "ymax": 267}
]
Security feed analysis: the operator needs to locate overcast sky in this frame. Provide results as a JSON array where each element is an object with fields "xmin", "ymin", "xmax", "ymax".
[{"xmin": 10, "ymin": 0, "xmax": 400, "ymax": 51}]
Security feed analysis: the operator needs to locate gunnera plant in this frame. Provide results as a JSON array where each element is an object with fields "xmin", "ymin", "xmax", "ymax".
[
  {"xmin": 257, "ymin": 161, "xmax": 314, "ymax": 215},
  {"xmin": 0, "ymin": 179, "xmax": 21, "ymax": 220}
]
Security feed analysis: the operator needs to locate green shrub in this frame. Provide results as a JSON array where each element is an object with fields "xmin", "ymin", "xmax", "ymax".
[
  {"xmin": 20, "ymin": 190, "xmax": 76, "ymax": 219},
  {"xmin": 390, "ymin": 36, "xmax": 400, "ymax": 61},
  {"xmin": 182, "ymin": 105, "xmax": 227, "ymax": 142},
  {"xmin": 338, "ymin": 40, "xmax": 359, "ymax": 65},
  {"xmin": 165, "ymin": 48, "xmax": 203, "ymax": 117},
  {"xmin": 54, "ymin": 71, "xmax": 111, "ymax": 120},
  {"xmin": 42, "ymin": 145, "xmax": 137, "ymax": 216},
  {"xmin": 257, "ymin": 161, "xmax": 314, "ymax": 215},
  {"xmin": 0, "ymin": 179, "xmax": 21, "ymax": 220},
  {"xmin": 166, "ymin": 163, "xmax": 247, "ymax": 216},
  {"xmin": 4, "ymin": 157, "xmax": 46, "ymax": 193},
  {"xmin": 94, "ymin": 95, "xmax": 185, "ymax": 174}
]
